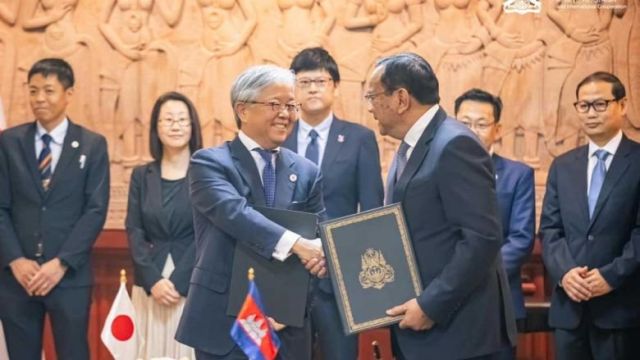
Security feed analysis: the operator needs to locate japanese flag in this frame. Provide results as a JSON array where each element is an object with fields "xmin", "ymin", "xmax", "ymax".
[{"xmin": 101, "ymin": 281, "xmax": 139, "ymax": 360}]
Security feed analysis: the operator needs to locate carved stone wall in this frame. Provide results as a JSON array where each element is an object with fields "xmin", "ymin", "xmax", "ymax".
[{"xmin": 1, "ymin": 0, "xmax": 638, "ymax": 229}]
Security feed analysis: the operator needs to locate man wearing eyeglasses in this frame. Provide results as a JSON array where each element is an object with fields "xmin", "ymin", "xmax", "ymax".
[
  {"xmin": 283, "ymin": 47, "xmax": 384, "ymax": 360},
  {"xmin": 455, "ymin": 88, "xmax": 535, "ymax": 360},
  {"xmin": 540, "ymin": 71, "xmax": 640, "ymax": 360}
]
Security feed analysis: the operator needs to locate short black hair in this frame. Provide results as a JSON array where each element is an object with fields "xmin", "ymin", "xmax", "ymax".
[
  {"xmin": 375, "ymin": 53, "xmax": 439, "ymax": 105},
  {"xmin": 576, "ymin": 71, "xmax": 626, "ymax": 100},
  {"xmin": 290, "ymin": 47, "xmax": 340, "ymax": 83},
  {"xmin": 454, "ymin": 88, "xmax": 503, "ymax": 123},
  {"xmin": 28, "ymin": 58, "xmax": 75, "ymax": 89},
  {"xmin": 149, "ymin": 91, "xmax": 203, "ymax": 161}
]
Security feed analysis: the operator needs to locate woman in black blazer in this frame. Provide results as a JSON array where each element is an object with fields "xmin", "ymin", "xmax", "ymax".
[{"xmin": 126, "ymin": 91, "xmax": 203, "ymax": 359}]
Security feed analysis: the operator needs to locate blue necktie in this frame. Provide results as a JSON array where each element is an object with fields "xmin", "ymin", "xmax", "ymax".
[
  {"xmin": 305, "ymin": 129, "xmax": 319, "ymax": 165},
  {"xmin": 588, "ymin": 149, "xmax": 609, "ymax": 218},
  {"xmin": 38, "ymin": 134, "xmax": 53, "ymax": 190},
  {"xmin": 255, "ymin": 148, "xmax": 276, "ymax": 207},
  {"xmin": 395, "ymin": 141, "xmax": 410, "ymax": 182}
]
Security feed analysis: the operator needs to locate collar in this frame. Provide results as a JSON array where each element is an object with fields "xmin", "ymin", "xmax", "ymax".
[
  {"xmin": 36, "ymin": 118, "xmax": 69, "ymax": 145},
  {"xmin": 588, "ymin": 130, "xmax": 623, "ymax": 158},
  {"xmin": 238, "ymin": 130, "xmax": 281, "ymax": 153},
  {"xmin": 403, "ymin": 105, "xmax": 440, "ymax": 149},
  {"xmin": 298, "ymin": 113, "xmax": 333, "ymax": 139}
]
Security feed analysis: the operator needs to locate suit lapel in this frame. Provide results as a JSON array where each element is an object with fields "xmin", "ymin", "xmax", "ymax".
[
  {"xmin": 19, "ymin": 123, "xmax": 45, "ymax": 197},
  {"xmin": 146, "ymin": 162, "xmax": 172, "ymax": 235},
  {"xmin": 492, "ymin": 154, "xmax": 505, "ymax": 183},
  {"xmin": 229, "ymin": 137, "xmax": 267, "ymax": 206},
  {"xmin": 47, "ymin": 121, "xmax": 80, "ymax": 194},
  {"xmin": 570, "ymin": 147, "xmax": 591, "ymax": 225},
  {"xmin": 394, "ymin": 108, "xmax": 447, "ymax": 202},
  {"xmin": 274, "ymin": 150, "xmax": 296, "ymax": 208},
  {"xmin": 320, "ymin": 117, "xmax": 345, "ymax": 173},
  {"xmin": 282, "ymin": 122, "xmax": 299, "ymax": 153},
  {"xmin": 589, "ymin": 136, "xmax": 632, "ymax": 227}
]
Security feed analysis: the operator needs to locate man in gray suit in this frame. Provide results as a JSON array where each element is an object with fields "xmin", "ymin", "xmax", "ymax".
[
  {"xmin": 0, "ymin": 58, "xmax": 110, "ymax": 360},
  {"xmin": 368, "ymin": 53, "xmax": 516, "ymax": 359},
  {"xmin": 176, "ymin": 65, "xmax": 327, "ymax": 360}
]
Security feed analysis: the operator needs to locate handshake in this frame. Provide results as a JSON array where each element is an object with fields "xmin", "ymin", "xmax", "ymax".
[{"xmin": 291, "ymin": 237, "xmax": 327, "ymax": 278}]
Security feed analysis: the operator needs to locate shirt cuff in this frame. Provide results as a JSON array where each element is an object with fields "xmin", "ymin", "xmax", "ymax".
[{"xmin": 272, "ymin": 230, "xmax": 300, "ymax": 261}]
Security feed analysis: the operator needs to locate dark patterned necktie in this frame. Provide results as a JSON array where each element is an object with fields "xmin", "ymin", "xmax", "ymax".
[
  {"xmin": 305, "ymin": 129, "xmax": 319, "ymax": 165},
  {"xmin": 38, "ymin": 133, "xmax": 53, "ymax": 190},
  {"xmin": 395, "ymin": 141, "xmax": 410, "ymax": 182},
  {"xmin": 255, "ymin": 148, "xmax": 277, "ymax": 207}
]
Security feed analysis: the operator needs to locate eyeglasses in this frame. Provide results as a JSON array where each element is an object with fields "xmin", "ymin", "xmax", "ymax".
[
  {"xmin": 296, "ymin": 78, "xmax": 333, "ymax": 89},
  {"xmin": 574, "ymin": 98, "xmax": 620, "ymax": 113},
  {"xmin": 158, "ymin": 118, "xmax": 191, "ymax": 128},
  {"xmin": 246, "ymin": 101, "xmax": 300, "ymax": 113},
  {"xmin": 460, "ymin": 121, "xmax": 495, "ymax": 131},
  {"xmin": 363, "ymin": 91, "xmax": 388, "ymax": 104}
]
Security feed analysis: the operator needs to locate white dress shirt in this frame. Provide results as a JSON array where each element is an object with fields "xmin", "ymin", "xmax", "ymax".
[
  {"xmin": 296, "ymin": 113, "xmax": 333, "ymax": 166},
  {"xmin": 402, "ymin": 105, "xmax": 440, "ymax": 159},
  {"xmin": 586, "ymin": 130, "xmax": 622, "ymax": 193},
  {"xmin": 35, "ymin": 118, "xmax": 69, "ymax": 173},
  {"xmin": 237, "ymin": 131, "xmax": 300, "ymax": 261}
]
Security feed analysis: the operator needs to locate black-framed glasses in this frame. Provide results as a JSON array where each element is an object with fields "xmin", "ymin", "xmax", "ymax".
[
  {"xmin": 245, "ymin": 101, "xmax": 300, "ymax": 113},
  {"xmin": 158, "ymin": 118, "xmax": 191, "ymax": 128},
  {"xmin": 574, "ymin": 98, "xmax": 620, "ymax": 113},
  {"xmin": 296, "ymin": 77, "xmax": 333, "ymax": 89},
  {"xmin": 460, "ymin": 120, "xmax": 495, "ymax": 131},
  {"xmin": 363, "ymin": 91, "xmax": 388, "ymax": 104}
]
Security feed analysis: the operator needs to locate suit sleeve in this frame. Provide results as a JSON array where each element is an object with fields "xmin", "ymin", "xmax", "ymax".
[
  {"xmin": 501, "ymin": 167, "xmax": 535, "ymax": 276},
  {"xmin": 417, "ymin": 136, "xmax": 503, "ymax": 325},
  {"xmin": 189, "ymin": 150, "xmax": 289, "ymax": 259},
  {"xmin": 125, "ymin": 167, "xmax": 163, "ymax": 293},
  {"xmin": 0, "ymin": 135, "xmax": 25, "ymax": 268},
  {"xmin": 357, "ymin": 130, "xmax": 384, "ymax": 211},
  {"xmin": 56, "ymin": 136, "xmax": 110, "ymax": 271},
  {"xmin": 540, "ymin": 160, "xmax": 577, "ymax": 285}
]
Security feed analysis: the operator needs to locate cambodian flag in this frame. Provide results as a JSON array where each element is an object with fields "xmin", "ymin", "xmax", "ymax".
[{"xmin": 230, "ymin": 277, "xmax": 281, "ymax": 360}]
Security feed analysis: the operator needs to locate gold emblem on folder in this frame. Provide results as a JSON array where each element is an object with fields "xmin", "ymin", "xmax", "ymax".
[{"xmin": 359, "ymin": 248, "xmax": 395, "ymax": 289}]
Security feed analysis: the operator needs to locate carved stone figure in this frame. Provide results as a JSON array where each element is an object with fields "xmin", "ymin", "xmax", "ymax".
[
  {"xmin": 0, "ymin": 0, "xmax": 18, "ymax": 121},
  {"xmin": 99, "ymin": 0, "xmax": 184, "ymax": 167},
  {"xmin": 20, "ymin": 0, "xmax": 98, "ymax": 130}
]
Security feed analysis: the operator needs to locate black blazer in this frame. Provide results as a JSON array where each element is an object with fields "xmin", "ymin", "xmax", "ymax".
[
  {"xmin": 0, "ymin": 120, "xmax": 109, "ymax": 287},
  {"xmin": 540, "ymin": 135, "xmax": 640, "ymax": 329},
  {"xmin": 283, "ymin": 116, "xmax": 384, "ymax": 219},
  {"xmin": 388, "ymin": 108, "xmax": 516, "ymax": 359},
  {"xmin": 126, "ymin": 162, "xmax": 195, "ymax": 296}
]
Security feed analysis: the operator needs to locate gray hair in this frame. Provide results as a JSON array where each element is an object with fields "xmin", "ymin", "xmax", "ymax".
[{"xmin": 230, "ymin": 65, "xmax": 296, "ymax": 128}]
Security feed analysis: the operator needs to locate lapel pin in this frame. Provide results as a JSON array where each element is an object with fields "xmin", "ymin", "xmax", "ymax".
[
  {"xmin": 289, "ymin": 174, "xmax": 297, "ymax": 183},
  {"xmin": 337, "ymin": 134, "xmax": 344, "ymax": 143},
  {"xmin": 71, "ymin": 141, "xmax": 79, "ymax": 148},
  {"xmin": 79, "ymin": 154, "xmax": 86, "ymax": 169}
]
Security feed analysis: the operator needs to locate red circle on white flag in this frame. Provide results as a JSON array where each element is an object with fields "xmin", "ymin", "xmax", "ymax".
[{"xmin": 111, "ymin": 315, "xmax": 134, "ymax": 341}]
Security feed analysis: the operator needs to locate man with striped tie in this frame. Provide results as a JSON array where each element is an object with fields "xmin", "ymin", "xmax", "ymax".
[{"xmin": 0, "ymin": 58, "xmax": 110, "ymax": 360}]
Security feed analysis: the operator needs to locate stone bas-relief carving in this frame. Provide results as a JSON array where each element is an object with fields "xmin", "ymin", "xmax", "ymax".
[{"xmin": 0, "ymin": 0, "xmax": 636, "ymax": 228}]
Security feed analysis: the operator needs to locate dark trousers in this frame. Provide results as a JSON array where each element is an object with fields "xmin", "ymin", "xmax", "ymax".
[
  {"xmin": 554, "ymin": 312, "xmax": 640, "ymax": 360},
  {"xmin": 196, "ymin": 315, "xmax": 312, "ymax": 360},
  {"xmin": 0, "ymin": 273, "xmax": 92, "ymax": 360},
  {"xmin": 311, "ymin": 289, "xmax": 357, "ymax": 360}
]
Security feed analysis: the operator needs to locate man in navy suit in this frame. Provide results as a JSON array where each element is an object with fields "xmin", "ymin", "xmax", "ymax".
[
  {"xmin": 455, "ymin": 88, "xmax": 535, "ymax": 358},
  {"xmin": 176, "ymin": 65, "xmax": 327, "ymax": 360},
  {"xmin": 540, "ymin": 72, "xmax": 640, "ymax": 359},
  {"xmin": 368, "ymin": 53, "xmax": 516, "ymax": 359},
  {"xmin": 0, "ymin": 58, "xmax": 110, "ymax": 359},
  {"xmin": 283, "ymin": 47, "xmax": 384, "ymax": 360}
]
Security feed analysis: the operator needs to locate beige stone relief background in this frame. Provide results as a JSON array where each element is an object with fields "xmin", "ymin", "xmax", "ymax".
[{"xmin": 1, "ymin": 0, "xmax": 638, "ymax": 229}]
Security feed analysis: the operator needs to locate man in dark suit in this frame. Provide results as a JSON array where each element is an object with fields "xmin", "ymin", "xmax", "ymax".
[
  {"xmin": 283, "ymin": 47, "xmax": 384, "ymax": 359},
  {"xmin": 176, "ymin": 65, "xmax": 327, "ymax": 360},
  {"xmin": 366, "ymin": 53, "xmax": 516, "ymax": 360},
  {"xmin": 0, "ymin": 58, "xmax": 110, "ymax": 359},
  {"xmin": 540, "ymin": 71, "xmax": 640, "ymax": 360},
  {"xmin": 455, "ymin": 88, "xmax": 536, "ymax": 358}
]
